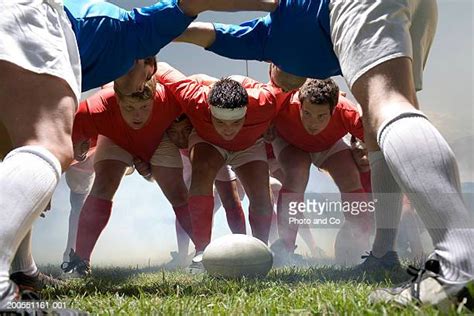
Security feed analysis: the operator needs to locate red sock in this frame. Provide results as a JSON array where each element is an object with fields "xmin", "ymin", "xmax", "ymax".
[
  {"xmin": 75, "ymin": 196, "xmax": 112, "ymax": 261},
  {"xmin": 173, "ymin": 203, "xmax": 194, "ymax": 242},
  {"xmin": 248, "ymin": 208, "xmax": 272, "ymax": 244},
  {"xmin": 224, "ymin": 203, "xmax": 246, "ymax": 234},
  {"xmin": 277, "ymin": 188, "xmax": 304, "ymax": 252},
  {"xmin": 189, "ymin": 195, "xmax": 214, "ymax": 252},
  {"xmin": 341, "ymin": 188, "xmax": 374, "ymax": 233},
  {"xmin": 359, "ymin": 171, "xmax": 372, "ymax": 194}
]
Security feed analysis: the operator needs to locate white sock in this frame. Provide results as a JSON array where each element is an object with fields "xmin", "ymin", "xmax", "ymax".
[
  {"xmin": 368, "ymin": 151, "xmax": 403, "ymax": 257},
  {"xmin": 10, "ymin": 230, "xmax": 38, "ymax": 276},
  {"xmin": 378, "ymin": 113, "xmax": 474, "ymax": 282},
  {"xmin": 63, "ymin": 191, "xmax": 88, "ymax": 262},
  {"xmin": 0, "ymin": 146, "xmax": 61, "ymax": 295}
]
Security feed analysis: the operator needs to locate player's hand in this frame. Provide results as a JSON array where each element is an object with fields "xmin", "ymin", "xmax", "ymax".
[
  {"xmin": 263, "ymin": 125, "xmax": 277, "ymax": 143},
  {"xmin": 73, "ymin": 139, "xmax": 90, "ymax": 161},
  {"xmin": 133, "ymin": 158, "xmax": 153, "ymax": 182}
]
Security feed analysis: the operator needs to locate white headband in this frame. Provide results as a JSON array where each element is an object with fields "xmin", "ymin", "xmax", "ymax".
[{"xmin": 210, "ymin": 105, "xmax": 247, "ymax": 121}]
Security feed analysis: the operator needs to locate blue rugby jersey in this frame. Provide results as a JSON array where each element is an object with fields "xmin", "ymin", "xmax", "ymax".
[
  {"xmin": 64, "ymin": 0, "xmax": 195, "ymax": 91},
  {"xmin": 207, "ymin": 0, "xmax": 341, "ymax": 79}
]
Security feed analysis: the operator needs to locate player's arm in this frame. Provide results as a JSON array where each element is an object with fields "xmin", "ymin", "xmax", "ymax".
[
  {"xmin": 179, "ymin": 0, "xmax": 278, "ymax": 17},
  {"xmin": 246, "ymin": 85, "xmax": 279, "ymax": 111},
  {"xmin": 340, "ymin": 98, "xmax": 365, "ymax": 142},
  {"xmin": 229, "ymin": 75, "xmax": 267, "ymax": 89},
  {"xmin": 175, "ymin": 18, "xmax": 269, "ymax": 61},
  {"xmin": 72, "ymin": 101, "xmax": 100, "ymax": 161},
  {"xmin": 188, "ymin": 73, "xmax": 219, "ymax": 86},
  {"xmin": 156, "ymin": 62, "xmax": 210, "ymax": 110}
]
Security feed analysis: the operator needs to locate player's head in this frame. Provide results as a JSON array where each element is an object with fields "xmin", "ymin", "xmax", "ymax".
[
  {"xmin": 269, "ymin": 63, "xmax": 306, "ymax": 92},
  {"xmin": 115, "ymin": 76, "xmax": 156, "ymax": 130},
  {"xmin": 298, "ymin": 78, "xmax": 339, "ymax": 135},
  {"xmin": 350, "ymin": 136, "xmax": 369, "ymax": 172},
  {"xmin": 114, "ymin": 56, "xmax": 157, "ymax": 96},
  {"xmin": 208, "ymin": 78, "xmax": 248, "ymax": 141},
  {"xmin": 167, "ymin": 114, "xmax": 193, "ymax": 149}
]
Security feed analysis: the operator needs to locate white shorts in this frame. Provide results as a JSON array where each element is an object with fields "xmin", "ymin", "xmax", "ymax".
[
  {"xmin": 181, "ymin": 148, "xmax": 238, "ymax": 186},
  {"xmin": 188, "ymin": 130, "xmax": 267, "ymax": 170},
  {"xmin": 329, "ymin": 0, "xmax": 437, "ymax": 90},
  {"xmin": 272, "ymin": 135, "xmax": 351, "ymax": 168},
  {"xmin": 94, "ymin": 135, "xmax": 183, "ymax": 170},
  {"xmin": 0, "ymin": 0, "xmax": 81, "ymax": 101},
  {"xmin": 66, "ymin": 152, "xmax": 95, "ymax": 194}
]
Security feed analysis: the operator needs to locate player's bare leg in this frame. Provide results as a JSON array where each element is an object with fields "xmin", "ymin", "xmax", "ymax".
[
  {"xmin": 0, "ymin": 62, "xmax": 76, "ymax": 303},
  {"xmin": 321, "ymin": 149, "xmax": 372, "ymax": 266},
  {"xmin": 235, "ymin": 161, "xmax": 273, "ymax": 243},
  {"xmin": 66, "ymin": 160, "xmax": 128, "ymax": 276},
  {"xmin": 353, "ymin": 57, "xmax": 474, "ymax": 305}
]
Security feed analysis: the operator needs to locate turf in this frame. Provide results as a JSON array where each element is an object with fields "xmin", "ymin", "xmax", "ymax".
[{"xmin": 37, "ymin": 264, "xmax": 472, "ymax": 315}]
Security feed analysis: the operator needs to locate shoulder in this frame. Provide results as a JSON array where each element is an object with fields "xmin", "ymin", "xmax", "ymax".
[
  {"xmin": 86, "ymin": 88, "xmax": 116, "ymax": 112},
  {"xmin": 65, "ymin": 0, "xmax": 126, "ymax": 21}
]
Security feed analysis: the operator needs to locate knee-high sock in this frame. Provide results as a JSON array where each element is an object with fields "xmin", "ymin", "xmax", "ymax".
[
  {"xmin": 173, "ymin": 203, "xmax": 194, "ymax": 242},
  {"xmin": 63, "ymin": 191, "xmax": 88, "ymax": 262},
  {"xmin": 224, "ymin": 204, "xmax": 246, "ymax": 234},
  {"xmin": 378, "ymin": 113, "xmax": 474, "ymax": 281},
  {"xmin": 0, "ymin": 146, "xmax": 60, "ymax": 296},
  {"xmin": 75, "ymin": 196, "xmax": 112, "ymax": 261},
  {"xmin": 368, "ymin": 151, "xmax": 403, "ymax": 257},
  {"xmin": 175, "ymin": 219, "xmax": 190, "ymax": 256},
  {"xmin": 277, "ymin": 188, "xmax": 304, "ymax": 251},
  {"xmin": 188, "ymin": 195, "xmax": 214, "ymax": 252},
  {"xmin": 10, "ymin": 230, "xmax": 37, "ymax": 276}
]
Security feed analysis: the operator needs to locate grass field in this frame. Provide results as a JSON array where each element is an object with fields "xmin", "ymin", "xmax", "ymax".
[{"xmin": 38, "ymin": 264, "xmax": 472, "ymax": 315}]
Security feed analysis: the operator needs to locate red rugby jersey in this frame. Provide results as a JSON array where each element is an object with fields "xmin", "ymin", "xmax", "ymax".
[
  {"xmin": 158, "ymin": 64, "xmax": 281, "ymax": 151},
  {"xmin": 73, "ymin": 85, "xmax": 182, "ymax": 162},
  {"xmin": 274, "ymin": 93, "xmax": 364, "ymax": 152}
]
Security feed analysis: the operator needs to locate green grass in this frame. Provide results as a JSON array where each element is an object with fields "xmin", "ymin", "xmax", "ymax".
[{"xmin": 38, "ymin": 264, "xmax": 471, "ymax": 315}]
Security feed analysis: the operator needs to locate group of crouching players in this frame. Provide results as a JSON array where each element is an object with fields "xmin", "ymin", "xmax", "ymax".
[{"xmin": 46, "ymin": 60, "xmax": 422, "ymax": 280}]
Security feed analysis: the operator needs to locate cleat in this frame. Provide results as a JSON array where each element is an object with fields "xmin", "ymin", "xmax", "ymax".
[
  {"xmin": 60, "ymin": 249, "xmax": 91, "ymax": 278},
  {"xmin": 0, "ymin": 281, "xmax": 20, "ymax": 309},
  {"xmin": 164, "ymin": 251, "xmax": 193, "ymax": 270},
  {"xmin": 369, "ymin": 259, "xmax": 474, "ymax": 310},
  {"xmin": 187, "ymin": 252, "xmax": 205, "ymax": 275},
  {"xmin": 356, "ymin": 251, "xmax": 402, "ymax": 272},
  {"xmin": 10, "ymin": 271, "xmax": 64, "ymax": 292}
]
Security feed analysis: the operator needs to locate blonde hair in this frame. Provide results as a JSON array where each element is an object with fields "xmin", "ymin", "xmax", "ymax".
[{"xmin": 114, "ymin": 76, "xmax": 157, "ymax": 104}]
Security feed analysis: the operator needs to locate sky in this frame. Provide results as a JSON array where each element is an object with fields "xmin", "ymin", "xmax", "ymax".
[{"xmin": 31, "ymin": 0, "xmax": 473, "ymax": 266}]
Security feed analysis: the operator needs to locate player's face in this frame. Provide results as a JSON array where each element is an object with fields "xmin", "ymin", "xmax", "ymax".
[
  {"xmin": 299, "ymin": 100, "xmax": 331, "ymax": 135},
  {"xmin": 167, "ymin": 118, "xmax": 193, "ymax": 149},
  {"xmin": 269, "ymin": 64, "xmax": 306, "ymax": 92},
  {"xmin": 114, "ymin": 60, "xmax": 156, "ymax": 96},
  {"xmin": 211, "ymin": 116, "xmax": 245, "ymax": 141},
  {"xmin": 119, "ymin": 99, "xmax": 154, "ymax": 130},
  {"xmin": 351, "ymin": 147, "xmax": 370, "ymax": 172}
]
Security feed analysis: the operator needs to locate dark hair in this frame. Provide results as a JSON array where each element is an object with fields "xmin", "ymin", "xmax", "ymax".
[
  {"xmin": 208, "ymin": 78, "xmax": 248, "ymax": 109},
  {"xmin": 298, "ymin": 79, "xmax": 339, "ymax": 112},
  {"xmin": 174, "ymin": 113, "xmax": 188, "ymax": 123},
  {"xmin": 144, "ymin": 56, "xmax": 157, "ymax": 76},
  {"xmin": 115, "ymin": 76, "xmax": 156, "ymax": 102}
]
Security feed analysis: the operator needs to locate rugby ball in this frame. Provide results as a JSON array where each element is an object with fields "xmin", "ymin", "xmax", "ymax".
[{"xmin": 202, "ymin": 234, "xmax": 273, "ymax": 278}]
